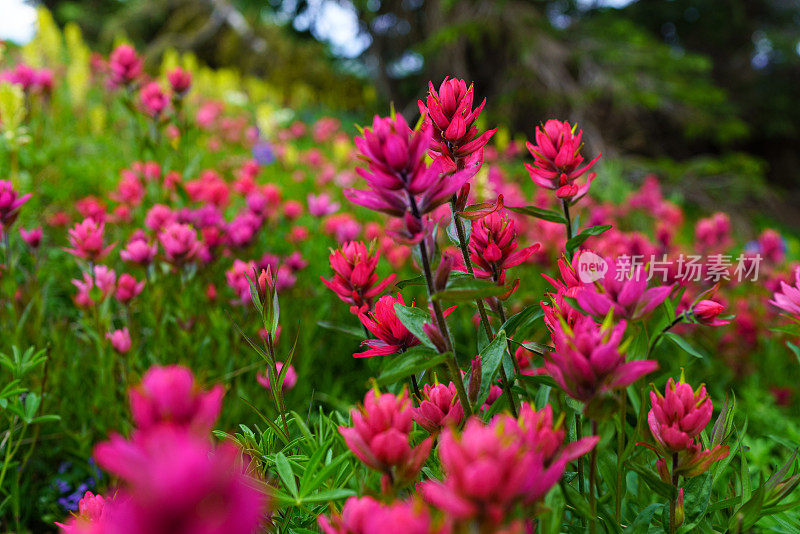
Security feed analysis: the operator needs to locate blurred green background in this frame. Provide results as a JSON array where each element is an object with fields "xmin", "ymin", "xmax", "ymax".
[{"xmin": 6, "ymin": 0, "xmax": 795, "ymax": 231}]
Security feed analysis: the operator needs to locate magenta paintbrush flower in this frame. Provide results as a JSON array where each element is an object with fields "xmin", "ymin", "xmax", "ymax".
[
  {"xmin": 321, "ymin": 241, "xmax": 397, "ymax": 314},
  {"xmin": 129, "ymin": 365, "xmax": 224, "ymax": 434},
  {"xmin": 344, "ymin": 115, "xmax": 472, "ymax": 220},
  {"xmin": 92, "ymin": 427, "xmax": 268, "ymax": 534},
  {"xmin": 139, "ymin": 82, "xmax": 169, "ymax": 117},
  {"xmin": 419, "ymin": 417, "xmax": 536, "ymax": 526},
  {"xmin": 576, "ymin": 261, "xmax": 673, "ymax": 321},
  {"xmin": 419, "ymin": 77, "xmax": 497, "ymax": 167},
  {"xmin": 546, "ymin": 315, "xmax": 658, "ymax": 405},
  {"xmin": 468, "ymin": 209, "xmax": 539, "ymax": 282},
  {"xmin": 770, "ymin": 266, "xmax": 800, "ymax": 319},
  {"xmin": 64, "ymin": 218, "xmax": 115, "ymax": 262},
  {"xmin": 256, "ymin": 362, "xmax": 297, "ymax": 392},
  {"xmin": 691, "ymin": 299, "xmax": 729, "ymax": 326},
  {"xmin": 108, "ymin": 44, "xmax": 142, "ymax": 87},
  {"xmin": 158, "ymin": 222, "xmax": 200, "ymax": 265},
  {"xmin": 513, "ymin": 403, "xmax": 600, "ymax": 481},
  {"xmin": 355, "ymin": 293, "xmax": 420, "ymax": 358},
  {"xmin": 318, "ymin": 496, "xmax": 443, "ymax": 534},
  {"xmin": 0, "ymin": 180, "xmax": 31, "ymax": 227},
  {"xmin": 645, "ymin": 375, "xmax": 730, "ymax": 478},
  {"xmin": 525, "ymin": 119, "xmax": 600, "ymax": 202},
  {"xmin": 120, "ymin": 236, "xmax": 157, "ymax": 265},
  {"xmin": 115, "ymin": 273, "xmax": 145, "ymax": 304},
  {"xmin": 411, "ymin": 382, "xmax": 464, "ymax": 434},
  {"xmin": 167, "ymin": 66, "xmax": 192, "ymax": 95},
  {"xmin": 19, "ymin": 226, "xmax": 42, "ymax": 249},
  {"xmin": 106, "ymin": 328, "xmax": 132, "ymax": 354},
  {"xmin": 55, "ymin": 491, "xmax": 107, "ymax": 533},
  {"xmin": 648, "ymin": 377, "xmax": 713, "ymax": 453},
  {"xmin": 339, "ymin": 389, "xmax": 433, "ymax": 484}
]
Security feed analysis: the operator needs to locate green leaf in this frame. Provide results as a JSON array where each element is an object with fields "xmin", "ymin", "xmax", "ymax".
[
  {"xmin": 301, "ymin": 488, "xmax": 356, "ymax": 504},
  {"xmin": 683, "ymin": 473, "xmax": 713, "ymax": 522},
  {"xmin": 275, "ymin": 452, "xmax": 298, "ymax": 498},
  {"xmin": 628, "ymin": 503, "xmax": 662, "ymax": 533},
  {"xmin": 500, "ymin": 306, "xmax": 544, "ymax": 338},
  {"xmin": 476, "ymin": 331, "xmax": 508, "ymax": 407},
  {"xmin": 394, "ymin": 275, "xmax": 425, "ymax": 289},
  {"xmin": 432, "ymin": 277, "xmax": 510, "ymax": 301},
  {"xmin": 446, "ymin": 216, "xmax": 470, "ymax": 246},
  {"xmin": 317, "ymin": 321, "xmax": 364, "ymax": 340},
  {"xmin": 376, "ymin": 346, "xmax": 448, "ymax": 386},
  {"xmin": 519, "ymin": 374, "xmax": 558, "ymax": 389},
  {"xmin": 664, "ymin": 332, "xmax": 706, "ymax": 359},
  {"xmin": 506, "ymin": 205, "xmax": 567, "ymax": 224},
  {"xmin": 565, "ymin": 224, "xmax": 613, "ymax": 256},
  {"xmin": 393, "ymin": 302, "xmax": 435, "ymax": 350}
]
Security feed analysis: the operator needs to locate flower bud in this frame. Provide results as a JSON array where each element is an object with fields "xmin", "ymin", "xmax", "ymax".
[
  {"xmin": 675, "ymin": 488, "xmax": 685, "ymax": 527},
  {"xmin": 468, "ymin": 356, "xmax": 481, "ymax": 404},
  {"xmin": 692, "ymin": 299, "xmax": 728, "ymax": 326},
  {"xmin": 422, "ymin": 323, "xmax": 448, "ymax": 353},
  {"xmin": 434, "ymin": 251, "xmax": 456, "ymax": 292}
]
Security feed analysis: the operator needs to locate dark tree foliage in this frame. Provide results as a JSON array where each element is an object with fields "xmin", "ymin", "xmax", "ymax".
[{"xmin": 39, "ymin": 0, "xmax": 800, "ymax": 221}]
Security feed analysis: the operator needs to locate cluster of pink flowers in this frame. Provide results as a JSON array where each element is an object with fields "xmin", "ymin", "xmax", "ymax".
[{"xmin": 0, "ymin": 63, "xmax": 53, "ymax": 94}]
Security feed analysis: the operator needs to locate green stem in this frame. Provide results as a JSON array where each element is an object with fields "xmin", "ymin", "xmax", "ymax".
[
  {"xmin": 408, "ymin": 193, "xmax": 471, "ymax": 416},
  {"xmin": 669, "ymin": 452, "xmax": 679, "ymax": 534},
  {"xmin": 648, "ymin": 313, "xmax": 686, "ymax": 356},
  {"xmin": 589, "ymin": 420, "xmax": 599, "ymax": 534},
  {"xmin": 616, "ymin": 392, "xmax": 626, "ymax": 523},
  {"xmin": 562, "ymin": 200, "xmax": 573, "ymax": 240}
]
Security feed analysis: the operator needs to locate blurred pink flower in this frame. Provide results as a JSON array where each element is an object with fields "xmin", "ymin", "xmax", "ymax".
[
  {"xmin": 64, "ymin": 219, "xmax": 114, "ymax": 262},
  {"xmin": 108, "ymin": 44, "xmax": 141, "ymax": 86},
  {"xmin": 115, "ymin": 273, "xmax": 145, "ymax": 304},
  {"xmin": 167, "ymin": 67, "xmax": 192, "ymax": 94},
  {"xmin": 140, "ymin": 82, "xmax": 169, "ymax": 117},
  {"xmin": 256, "ymin": 362, "xmax": 297, "ymax": 392},
  {"xmin": 19, "ymin": 226, "xmax": 42, "ymax": 249},
  {"xmin": 106, "ymin": 328, "xmax": 132, "ymax": 354},
  {"xmin": 129, "ymin": 365, "xmax": 224, "ymax": 434},
  {"xmin": 158, "ymin": 223, "xmax": 200, "ymax": 265},
  {"xmin": 307, "ymin": 193, "xmax": 340, "ymax": 217},
  {"xmin": 0, "ymin": 181, "xmax": 31, "ymax": 227},
  {"xmin": 120, "ymin": 237, "xmax": 157, "ymax": 265},
  {"xmin": 93, "ymin": 427, "xmax": 268, "ymax": 534},
  {"xmin": 770, "ymin": 267, "xmax": 800, "ymax": 319}
]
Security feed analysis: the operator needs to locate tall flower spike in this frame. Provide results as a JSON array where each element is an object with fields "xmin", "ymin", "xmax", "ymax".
[
  {"xmin": 321, "ymin": 241, "xmax": 397, "ymax": 314},
  {"xmin": 344, "ymin": 115, "xmax": 472, "ymax": 220},
  {"xmin": 419, "ymin": 77, "xmax": 497, "ymax": 169},
  {"xmin": 525, "ymin": 119, "xmax": 600, "ymax": 202}
]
